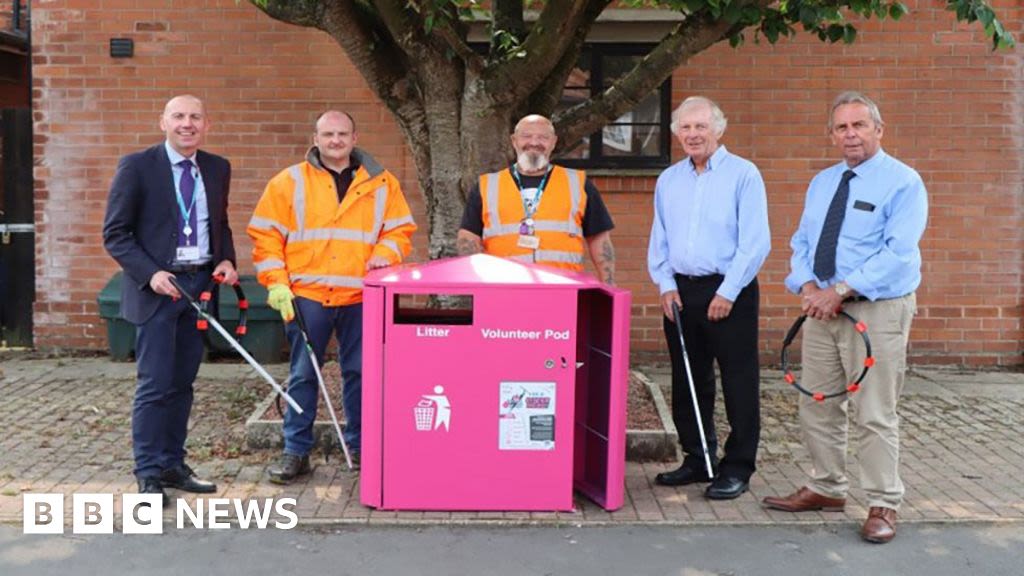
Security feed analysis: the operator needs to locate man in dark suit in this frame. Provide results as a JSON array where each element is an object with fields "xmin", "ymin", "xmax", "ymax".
[{"xmin": 103, "ymin": 94, "xmax": 237, "ymax": 505}]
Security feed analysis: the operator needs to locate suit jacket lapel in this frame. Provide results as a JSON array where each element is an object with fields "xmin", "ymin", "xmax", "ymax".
[
  {"xmin": 197, "ymin": 151, "xmax": 221, "ymax": 225},
  {"xmin": 154, "ymin": 145, "xmax": 177, "ymax": 216}
]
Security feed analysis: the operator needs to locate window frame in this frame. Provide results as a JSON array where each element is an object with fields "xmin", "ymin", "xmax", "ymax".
[{"xmin": 556, "ymin": 43, "xmax": 672, "ymax": 171}]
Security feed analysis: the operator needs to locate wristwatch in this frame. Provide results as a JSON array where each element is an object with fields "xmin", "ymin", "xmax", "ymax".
[{"xmin": 834, "ymin": 281, "xmax": 851, "ymax": 297}]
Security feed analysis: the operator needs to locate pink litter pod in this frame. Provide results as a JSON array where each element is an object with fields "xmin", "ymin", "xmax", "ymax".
[{"xmin": 360, "ymin": 254, "xmax": 630, "ymax": 511}]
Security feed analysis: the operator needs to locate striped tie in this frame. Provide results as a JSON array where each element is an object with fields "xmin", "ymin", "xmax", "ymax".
[{"xmin": 813, "ymin": 169, "xmax": 856, "ymax": 281}]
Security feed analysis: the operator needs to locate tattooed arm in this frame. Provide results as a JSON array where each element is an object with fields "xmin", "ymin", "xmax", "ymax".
[
  {"xmin": 586, "ymin": 231, "xmax": 615, "ymax": 286},
  {"xmin": 456, "ymin": 229, "xmax": 483, "ymax": 256}
]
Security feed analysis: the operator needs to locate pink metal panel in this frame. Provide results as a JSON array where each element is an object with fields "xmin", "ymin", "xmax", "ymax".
[
  {"xmin": 360, "ymin": 285, "xmax": 385, "ymax": 507},
  {"xmin": 379, "ymin": 286, "xmax": 579, "ymax": 510},
  {"xmin": 366, "ymin": 253, "xmax": 596, "ymax": 291}
]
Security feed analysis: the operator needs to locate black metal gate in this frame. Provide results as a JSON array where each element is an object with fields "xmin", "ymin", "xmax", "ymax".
[{"xmin": 1, "ymin": 107, "xmax": 33, "ymax": 347}]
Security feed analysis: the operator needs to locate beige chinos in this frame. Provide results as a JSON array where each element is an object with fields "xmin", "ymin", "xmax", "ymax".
[{"xmin": 798, "ymin": 293, "xmax": 916, "ymax": 509}]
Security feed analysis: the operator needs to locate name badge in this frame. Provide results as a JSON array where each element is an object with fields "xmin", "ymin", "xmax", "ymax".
[
  {"xmin": 176, "ymin": 246, "xmax": 201, "ymax": 261},
  {"xmin": 517, "ymin": 235, "xmax": 540, "ymax": 250}
]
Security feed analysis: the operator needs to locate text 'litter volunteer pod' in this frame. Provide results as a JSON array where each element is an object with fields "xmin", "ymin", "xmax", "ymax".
[{"xmin": 361, "ymin": 254, "xmax": 630, "ymax": 511}]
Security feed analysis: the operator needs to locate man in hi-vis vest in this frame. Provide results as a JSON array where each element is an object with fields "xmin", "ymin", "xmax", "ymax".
[
  {"xmin": 248, "ymin": 110, "xmax": 416, "ymax": 483},
  {"xmin": 457, "ymin": 115, "xmax": 616, "ymax": 284}
]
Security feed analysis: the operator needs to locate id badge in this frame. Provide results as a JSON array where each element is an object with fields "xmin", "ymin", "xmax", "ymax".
[
  {"xmin": 176, "ymin": 246, "xmax": 201, "ymax": 261},
  {"xmin": 517, "ymin": 234, "xmax": 540, "ymax": 250}
]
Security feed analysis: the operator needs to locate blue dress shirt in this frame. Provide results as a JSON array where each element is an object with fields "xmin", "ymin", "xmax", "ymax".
[
  {"xmin": 648, "ymin": 145, "xmax": 771, "ymax": 302},
  {"xmin": 165, "ymin": 141, "xmax": 211, "ymax": 263},
  {"xmin": 785, "ymin": 149, "xmax": 928, "ymax": 300}
]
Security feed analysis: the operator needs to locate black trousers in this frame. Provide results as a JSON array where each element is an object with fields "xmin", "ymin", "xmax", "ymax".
[{"xmin": 662, "ymin": 274, "xmax": 760, "ymax": 481}]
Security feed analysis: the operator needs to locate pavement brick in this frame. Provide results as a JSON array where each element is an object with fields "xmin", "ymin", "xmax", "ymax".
[{"xmin": 1, "ymin": 357, "xmax": 1022, "ymax": 530}]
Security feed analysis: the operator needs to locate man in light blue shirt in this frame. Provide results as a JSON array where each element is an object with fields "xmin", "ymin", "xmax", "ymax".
[
  {"xmin": 764, "ymin": 92, "xmax": 928, "ymax": 545},
  {"xmin": 647, "ymin": 96, "xmax": 770, "ymax": 501}
]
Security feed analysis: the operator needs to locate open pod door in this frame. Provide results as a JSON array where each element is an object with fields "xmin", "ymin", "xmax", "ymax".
[{"xmin": 572, "ymin": 286, "xmax": 631, "ymax": 510}]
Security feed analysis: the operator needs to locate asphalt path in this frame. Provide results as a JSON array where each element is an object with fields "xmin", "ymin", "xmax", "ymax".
[{"xmin": 2, "ymin": 522, "xmax": 1022, "ymax": 575}]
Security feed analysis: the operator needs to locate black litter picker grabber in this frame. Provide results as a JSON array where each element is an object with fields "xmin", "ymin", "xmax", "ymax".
[{"xmin": 168, "ymin": 274, "xmax": 302, "ymax": 414}]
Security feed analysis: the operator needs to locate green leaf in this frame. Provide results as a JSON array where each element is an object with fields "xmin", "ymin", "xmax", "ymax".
[
  {"xmin": 844, "ymin": 24, "xmax": 858, "ymax": 44},
  {"xmin": 826, "ymin": 24, "xmax": 844, "ymax": 43},
  {"xmin": 888, "ymin": 2, "xmax": 908, "ymax": 21}
]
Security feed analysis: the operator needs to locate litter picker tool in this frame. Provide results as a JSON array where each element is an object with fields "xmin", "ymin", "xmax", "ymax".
[
  {"xmin": 292, "ymin": 303, "xmax": 355, "ymax": 470},
  {"xmin": 671, "ymin": 302, "xmax": 715, "ymax": 479},
  {"xmin": 168, "ymin": 275, "xmax": 302, "ymax": 414},
  {"xmin": 781, "ymin": 310, "xmax": 874, "ymax": 402}
]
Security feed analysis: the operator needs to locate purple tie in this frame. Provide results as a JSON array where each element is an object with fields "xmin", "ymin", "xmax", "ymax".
[{"xmin": 177, "ymin": 159, "xmax": 197, "ymax": 248}]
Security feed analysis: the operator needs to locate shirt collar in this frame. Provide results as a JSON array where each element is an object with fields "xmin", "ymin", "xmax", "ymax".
[
  {"xmin": 164, "ymin": 141, "xmax": 197, "ymax": 167},
  {"xmin": 686, "ymin": 144, "xmax": 728, "ymax": 173},
  {"xmin": 844, "ymin": 147, "xmax": 887, "ymax": 178}
]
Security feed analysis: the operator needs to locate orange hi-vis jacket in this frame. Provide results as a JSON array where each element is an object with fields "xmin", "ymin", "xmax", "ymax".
[
  {"xmin": 479, "ymin": 165, "xmax": 587, "ymax": 271},
  {"xmin": 247, "ymin": 148, "xmax": 416, "ymax": 306}
]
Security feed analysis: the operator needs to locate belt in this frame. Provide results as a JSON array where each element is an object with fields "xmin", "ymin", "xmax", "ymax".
[
  {"xmin": 169, "ymin": 262, "xmax": 213, "ymax": 274},
  {"xmin": 845, "ymin": 294, "xmax": 906, "ymax": 303},
  {"xmin": 674, "ymin": 272, "xmax": 723, "ymax": 284}
]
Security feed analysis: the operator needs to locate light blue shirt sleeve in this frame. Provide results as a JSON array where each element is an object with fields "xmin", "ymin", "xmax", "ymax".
[
  {"xmin": 718, "ymin": 166, "xmax": 771, "ymax": 302},
  {"xmin": 785, "ymin": 180, "xmax": 821, "ymax": 295},
  {"xmin": 647, "ymin": 169, "xmax": 678, "ymax": 295}
]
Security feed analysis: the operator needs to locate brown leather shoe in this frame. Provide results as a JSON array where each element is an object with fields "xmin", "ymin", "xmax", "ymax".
[
  {"xmin": 762, "ymin": 486, "xmax": 846, "ymax": 512},
  {"xmin": 861, "ymin": 507, "xmax": 897, "ymax": 543}
]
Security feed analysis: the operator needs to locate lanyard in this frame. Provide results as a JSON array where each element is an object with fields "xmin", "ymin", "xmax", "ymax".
[
  {"xmin": 175, "ymin": 163, "xmax": 198, "ymax": 236},
  {"xmin": 511, "ymin": 164, "xmax": 551, "ymax": 220}
]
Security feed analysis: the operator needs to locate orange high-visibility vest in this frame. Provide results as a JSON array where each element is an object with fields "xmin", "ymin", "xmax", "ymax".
[
  {"xmin": 479, "ymin": 166, "xmax": 586, "ymax": 271},
  {"xmin": 248, "ymin": 148, "xmax": 416, "ymax": 306}
]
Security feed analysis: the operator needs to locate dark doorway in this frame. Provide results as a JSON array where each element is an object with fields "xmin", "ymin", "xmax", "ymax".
[{"xmin": 1, "ymin": 2, "xmax": 32, "ymax": 347}]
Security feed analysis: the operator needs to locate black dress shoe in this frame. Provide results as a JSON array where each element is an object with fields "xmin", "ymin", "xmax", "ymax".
[
  {"xmin": 160, "ymin": 464, "xmax": 218, "ymax": 494},
  {"xmin": 267, "ymin": 453, "xmax": 311, "ymax": 485},
  {"xmin": 705, "ymin": 476, "xmax": 749, "ymax": 500},
  {"xmin": 137, "ymin": 476, "xmax": 169, "ymax": 507},
  {"xmin": 655, "ymin": 464, "xmax": 715, "ymax": 486}
]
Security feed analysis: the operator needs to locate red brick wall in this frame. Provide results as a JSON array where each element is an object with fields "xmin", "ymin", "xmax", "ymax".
[{"xmin": 30, "ymin": 1, "xmax": 1023, "ymax": 365}]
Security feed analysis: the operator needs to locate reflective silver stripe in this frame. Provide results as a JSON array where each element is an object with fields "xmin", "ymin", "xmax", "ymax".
[
  {"xmin": 254, "ymin": 258, "xmax": 286, "ymax": 273},
  {"xmin": 382, "ymin": 215, "xmax": 415, "ymax": 232},
  {"xmin": 509, "ymin": 254, "xmax": 535, "ymax": 263},
  {"xmin": 533, "ymin": 220, "xmax": 578, "ymax": 234},
  {"xmin": 489, "ymin": 223, "xmax": 521, "ymax": 236},
  {"xmin": 536, "ymin": 250, "xmax": 584, "ymax": 265},
  {"xmin": 291, "ymin": 274, "xmax": 364, "ymax": 289},
  {"xmin": 291, "ymin": 228, "xmax": 376, "ymax": 243},
  {"xmin": 379, "ymin": 238, "xmax": 401, "ymax": 256},
  {"xmin": 372, "ymin": 184, "xmax": 387, "ymax": 241},
  {"xmin": 481, "ymin": 171, "xmax": 503, "ymax": 239},
  {"xmin": 248, "ymin": 215, "xmax": 289, "ymax": 237},
  {"xmin": 289, "ymin": 165, "xmax": 306, "ymax": 233},
  {"xmin": 566, "ymin": 168, "xmax": 582, "ymax": 218}
]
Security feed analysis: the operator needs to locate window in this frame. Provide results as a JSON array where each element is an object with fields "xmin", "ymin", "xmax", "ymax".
[{"xmin": 555, "ymin": 44, "xmax": 671, "ymax": 170}]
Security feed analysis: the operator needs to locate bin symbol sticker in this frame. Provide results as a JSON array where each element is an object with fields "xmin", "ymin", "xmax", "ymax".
[{"xmin": 414, "ymin": 385, "xmax": 451, "ymax": 432}]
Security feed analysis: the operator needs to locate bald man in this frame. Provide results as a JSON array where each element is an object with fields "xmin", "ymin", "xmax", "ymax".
[
  {"xmin": 457, "ymin": 114, "xmax": 615, "ymax": 284},
  {"xmin": 248, "ymin": 110, "xmax": 416, "ymax": 483},
  {"xmin": 104, "ymin": 95, "xmax": 238, "ymax": 505}
]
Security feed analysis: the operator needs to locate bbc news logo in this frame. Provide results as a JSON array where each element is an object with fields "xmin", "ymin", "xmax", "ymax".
[{"xmin": 23, "ymin": 494, "xmax": 298, "ymax": 534}]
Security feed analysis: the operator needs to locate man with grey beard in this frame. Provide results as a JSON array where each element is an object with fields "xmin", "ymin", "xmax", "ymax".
[{"xmin": 457, "ymin": 114, "xmax": 616, "ymax": 284}]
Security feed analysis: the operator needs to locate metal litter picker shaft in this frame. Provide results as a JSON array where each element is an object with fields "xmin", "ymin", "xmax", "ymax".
[
  {"xmin": 671, "ymin": 302, "xmax": 715, "ymax": 479},
  {"xmin": 168, "ymin": 276, "xmax": 302, "ymax": 414},
  {"xmin": 292, "ymin": 304, "xmax": 354, "ymax": 470}
]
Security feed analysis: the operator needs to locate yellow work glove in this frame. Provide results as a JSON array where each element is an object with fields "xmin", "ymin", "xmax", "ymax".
[{"xmin": 267, "ymin": 283, "xmax": 295, "ymax": 322}]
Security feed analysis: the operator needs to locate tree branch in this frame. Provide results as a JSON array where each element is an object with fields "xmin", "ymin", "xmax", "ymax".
[
  {"xmin": 522, "ymin": 0, "xmax": 611, "ymax": 119},
  {"xmin": 554, "ymin": 1, "xmax": 773, "ymax": 151},
  {"xmin": 483, "ymin": 0, "xmax": 601, "ymax": 106}
]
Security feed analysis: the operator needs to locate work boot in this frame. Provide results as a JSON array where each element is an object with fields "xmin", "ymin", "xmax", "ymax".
[{"xmin": 267, "ymin": 453, "xmax": 311, "ymax": 485}]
